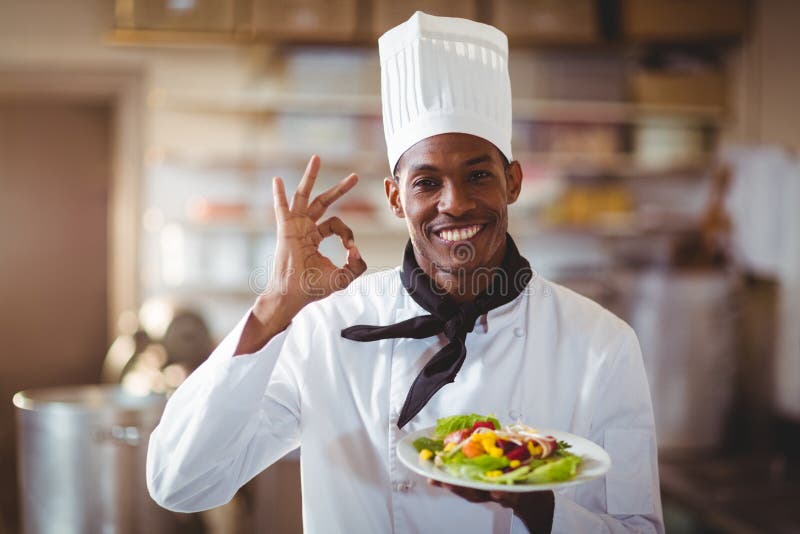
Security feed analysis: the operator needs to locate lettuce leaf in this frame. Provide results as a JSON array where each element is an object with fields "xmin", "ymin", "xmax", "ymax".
[
  {"xmin": 440, "ymin": 450, "xmax": 509, "ymax": 480},
  {"xmin": 443, "ymin": 463, "xmax": 504, "ymax": 481},
  {"xmin": 524, "ymin": 454, "xmax": 581, "ymax": 483},
  {"xmin": 478, "ymin": 464, "xmax": 532, "ymax": 484},
  {"xmin": 412, "ymin": 437, "xmax": 444, "ymax": 453},
  {"xmin": 441, "ymin": 450, "xmax": 467, "ymax": 464},
  {"xmin": 443, "ymin": 463, "xmax": 486, "ymax": 481},
  {"xmin": 460, "ymin": 455, "xmax": 509, "ymax": 470},
  {"xmin": 434, "ymin": 414, "xmax": 500, "ymax": 438}
]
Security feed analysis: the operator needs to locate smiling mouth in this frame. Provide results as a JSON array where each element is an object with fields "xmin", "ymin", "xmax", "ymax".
[{"xmin": 435, "ymin": 224, "xmax": 485, "ymax": 243}]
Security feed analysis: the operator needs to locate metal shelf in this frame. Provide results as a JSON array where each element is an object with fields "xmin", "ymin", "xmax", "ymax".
[
  {"xmin": 153, "ymin": 149, "xmax": 389, "ymax": 176},
  {"xmin": 149, "ymin": 90, "xmax": 725, "ymax": 125},
  {"xmin": 151, "ymin": 148, "xmax": 713, "ymax": 179},
  {"xmin": 105, "ymin": 29, "xmax": 251, "ymax": 49}
]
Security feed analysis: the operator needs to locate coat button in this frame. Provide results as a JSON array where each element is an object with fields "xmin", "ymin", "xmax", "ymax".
[
  {"xmin": 513, "ymin": 327, "xmax": 525, "ymax": 337},
  {"xmin": 396, "ymin": 481, "xmax": 414, "ymax": 492}
]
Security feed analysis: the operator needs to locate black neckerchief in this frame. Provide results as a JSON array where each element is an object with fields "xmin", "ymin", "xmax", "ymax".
[{"xmin": 341, "ymin": 234, "xmax": 532, "ymax": 428}]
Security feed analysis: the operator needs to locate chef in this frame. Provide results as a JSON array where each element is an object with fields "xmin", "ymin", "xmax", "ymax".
[{"xmin": 147, "ymin": 11, "xmax": 664, "ymax": 534}]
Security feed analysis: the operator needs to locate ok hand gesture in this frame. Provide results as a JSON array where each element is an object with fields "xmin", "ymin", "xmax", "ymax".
[
  {"xmin": 265, "ymin": 155, "xmax": 368, "ymax": 316},
  {"xmin": 236, "ymin": 155, "xmax": 367, "ymax": 355}
]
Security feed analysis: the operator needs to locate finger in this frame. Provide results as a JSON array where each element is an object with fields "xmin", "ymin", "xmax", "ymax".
[
  {"xmin": 451, "ymin": 487, "xmax": 491, "ymax": 504},
  {"xmin": 272, "ymin": 177, "xmax": 290, "ymax": 222},
  {"xmin": 316, "ymin": 216, "xmax": 367, "ymax": 290},
  {"xmin": 335, "ymin": 245, "xmax": 367, "ymax": 288},
  {"xmin": 488, "ymin": 490, "xmax": 518, "ymax": 507},
  {"xmin": 290, "ymin": 154, "xmax": 320, "ymax": 213},
  {"xmin": 317, "ymin": 216, "xmax": 355, "ymax": 247},
  {"xmin": 307, "ymin": 173, "xmax": 358, "ymax": 221},
  {"xmin": 427, "ymin": 480, "xmax": 490, "ymax": 503}
]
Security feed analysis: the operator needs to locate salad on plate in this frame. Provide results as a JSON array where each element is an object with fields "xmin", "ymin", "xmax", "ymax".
[{"xmin": 413, "ymin": 414, "xmax": 582, "ymax": 486}]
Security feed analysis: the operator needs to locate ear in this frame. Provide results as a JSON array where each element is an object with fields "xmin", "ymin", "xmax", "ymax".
[
  {"xmin": 384, "ymin": 176, "xmax": 405, "ymax": 219},
  {"xmin": 505, "ymin": 161, "xmax": 523, "ymax": 205}
]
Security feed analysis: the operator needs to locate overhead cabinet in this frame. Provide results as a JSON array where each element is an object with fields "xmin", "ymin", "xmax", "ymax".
[
  {"xmin": 621, "ymin": 0, "xmax": 749, "ymax": 41},
  {"xmin": 491, "ymin": 0, "xmax": 599, "ymax": 44},
  {"xmin": 112, "ymin": 0, "xmax": 750, "ymax": 45},
  {"xmin": 115, "ymin": 0, "xmax": 242, "ymax": 32},
  {"xmin": 371, "ymin": 0, "xmax": 478, "ymax": 36},
  {"xmin": 252, "ymin": 0, "xmax": 359, "ymax": 41}
]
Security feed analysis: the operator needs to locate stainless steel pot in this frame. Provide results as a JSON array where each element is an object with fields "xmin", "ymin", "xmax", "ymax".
[
  {"xmin": 13, "ymin": 385, "xmax": 178, "ymax": 534},
  {"xmin": 615, "ymin": 268, "xmax": 737, "ymax": 451}
]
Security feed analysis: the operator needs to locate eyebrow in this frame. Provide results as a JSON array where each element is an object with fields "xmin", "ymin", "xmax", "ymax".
[
  {"xmin": 407, "ymin": 154, "xmax": 494, "ymax": 174},
  {"xmin": 408, "ymin": 163, "xmax": 440, "ymax": 173},
  {"xmin": 464, "ymin": 154, "xmax": 492, "ymax": 166}
]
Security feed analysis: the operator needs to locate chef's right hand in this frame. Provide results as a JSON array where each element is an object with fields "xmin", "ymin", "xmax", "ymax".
[{"xmin": 236, "ymin": 155, "xmax": 367, "ymax": 354}]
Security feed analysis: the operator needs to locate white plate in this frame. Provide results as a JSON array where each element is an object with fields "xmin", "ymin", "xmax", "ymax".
[{"xmin": 397, "ymin": 426, "xmax": 611, "ymax": 493}]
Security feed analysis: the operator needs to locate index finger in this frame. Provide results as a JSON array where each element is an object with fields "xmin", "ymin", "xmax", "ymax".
[
  {"xmin": 272, "ymin": 176, "xmax": 290, "ymax": 221},
  {"xmin": 307, "ymin": 173, "xmax": 358, "ymax": 221},
  {"xmin": 290, "ymin": 154, "xmax": 320, "ymax": 213}
]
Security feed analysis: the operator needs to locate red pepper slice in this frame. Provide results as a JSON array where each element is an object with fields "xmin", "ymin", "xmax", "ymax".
[
  {"xmin": 506, "ymin": 444, "xmax": 531, "ymax": 462},
  {"xmin": 471, "ymin": 420, "xmax": 497, "ymax": 432},
  {"xmin": 499, "ymin": 439, "xmax": 517, "ymax": 454}
]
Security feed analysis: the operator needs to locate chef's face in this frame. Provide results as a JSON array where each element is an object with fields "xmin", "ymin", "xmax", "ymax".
[{"xmin": 385, "ymin": 133, "xmax": 522, "ymax": 281}]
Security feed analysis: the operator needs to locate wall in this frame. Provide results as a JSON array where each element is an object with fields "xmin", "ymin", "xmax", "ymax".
[
  {"xmin": 0, "ymin": 3, "xmax": 258, "ymax": 530},
  {"xmin": 730, "ymin": 0, "xmax": 800, "ymax": 149},
  {"xmin": 728, "ymin": 0, "xmax": 800, "ymax": 420}
]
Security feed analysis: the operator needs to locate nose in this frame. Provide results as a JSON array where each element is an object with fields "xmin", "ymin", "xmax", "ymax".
[{"xmin": 438, "ymin": 181, "xmax": 476, "ymax": 217}]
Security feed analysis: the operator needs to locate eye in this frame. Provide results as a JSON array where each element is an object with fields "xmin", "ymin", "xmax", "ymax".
[
  {"xmin": 412, "ymin": 177, "xmax": 439, "ymax": 189},
  {"xmin": 470, "ymin": 170, "xmax": 493, "ymax": 181}
]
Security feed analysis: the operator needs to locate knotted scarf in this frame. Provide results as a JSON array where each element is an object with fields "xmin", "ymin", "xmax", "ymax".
[{"xmin": 341, "ymin": 234, "xmax": 532, "ymax": 428}]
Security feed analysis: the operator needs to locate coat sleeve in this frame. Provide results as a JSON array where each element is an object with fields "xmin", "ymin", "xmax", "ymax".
[
  {"xmin": 146, "ymin": 305, "xmax": 309, "ymax": 512},
  {"xmin": 513, "ymin": 326, "xmax": 665, "ymax": 534}
]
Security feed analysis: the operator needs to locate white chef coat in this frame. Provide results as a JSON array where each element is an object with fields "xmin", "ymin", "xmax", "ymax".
[{"xmin": 147, "ymin": 267, "xmax": 664, "ymax": 533}]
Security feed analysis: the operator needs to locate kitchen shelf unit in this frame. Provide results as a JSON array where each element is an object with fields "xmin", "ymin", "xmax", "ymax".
[
  {"xmin": 140, "ymin": 43, "xmax": 729, "ymax": 338},
  {"xmin": 150, "ymin": 89, "xmax": 725, "ymax": 126},
  {"xmin": 155, "ymin": 148, "xmax": 715, "ymax": 185}
]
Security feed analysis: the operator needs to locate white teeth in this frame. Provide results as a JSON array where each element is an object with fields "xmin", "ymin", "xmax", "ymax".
[{"xmin": 438, "ymin": 225, "xmax": 482, "ymax": 242}]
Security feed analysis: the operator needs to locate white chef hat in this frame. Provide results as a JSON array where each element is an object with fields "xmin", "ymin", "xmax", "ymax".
[{"xmin": 379, "ymin": 11, "xmax": 513, "ymax": 174}]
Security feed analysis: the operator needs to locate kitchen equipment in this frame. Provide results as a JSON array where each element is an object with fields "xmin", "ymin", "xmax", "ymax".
[
  {"xmin": 13, "ymin": 385, "xmax": 177, "ymax": 534},
  {"xmin": 616, "ymin": 268, "xmax": 737, "ymax": 451}
]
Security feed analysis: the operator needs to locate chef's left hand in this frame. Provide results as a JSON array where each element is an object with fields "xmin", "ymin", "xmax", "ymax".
[{"xmin": 428, "ymin": 479, "xmax": 554, "ymax": 533}]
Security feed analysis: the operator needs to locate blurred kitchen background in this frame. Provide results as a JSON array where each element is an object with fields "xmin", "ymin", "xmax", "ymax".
[{"xmin": 1, "ymin": 0, "xmax": 799, "ymax": 532}]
